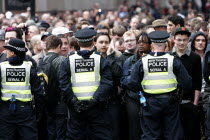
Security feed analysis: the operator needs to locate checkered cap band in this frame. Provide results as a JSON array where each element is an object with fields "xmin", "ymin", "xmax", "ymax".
[{"xmin": 7, "ymin": 43, "xmax": 26, "ymax": 51}]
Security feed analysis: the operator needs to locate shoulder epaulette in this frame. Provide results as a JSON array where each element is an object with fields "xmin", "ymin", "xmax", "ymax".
[
  {"xmin": 69, "ymin": 51, "xmax": 76, "ymax": 56},
  {"xmin": 141, "ymin": 54, "xmax": 148, "ymax": 58}
]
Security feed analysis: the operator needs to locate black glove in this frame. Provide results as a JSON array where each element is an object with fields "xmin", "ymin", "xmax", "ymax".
[
  {"xmin": 70, "ymin": 96, "xmax": 81, "ymax": 113},
  {"xmin": 36, "ymin": 111, "xmax": 43, "ymax": 122},
  {"xmin": 169, "ymin": 93, "xmax": 180, "ymax": 104},
  {"xmin": 85, "ymin": 98, "xmax": 98, "ymax": 110},
  {"xmin": 73, "ymin": 100, "xmax": 83, "ymax": 113}
]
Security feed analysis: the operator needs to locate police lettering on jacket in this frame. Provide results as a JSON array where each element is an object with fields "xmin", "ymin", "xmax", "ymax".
[
  {"xmin": 75, "ymin": 58, "xmax": 95, "ymax": 73},
  {"xmin": 148, "ymin": 58, "xmax": 168, "ymax": 72},
  {"xmin": 6, "ymin": 68, "xmax": 25, "ymax": 82}
]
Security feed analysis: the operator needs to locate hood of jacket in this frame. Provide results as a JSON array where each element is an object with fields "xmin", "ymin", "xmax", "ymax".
[{"xmin": 190, "ymin": 31, "xmax": 208, "ymax": 52}]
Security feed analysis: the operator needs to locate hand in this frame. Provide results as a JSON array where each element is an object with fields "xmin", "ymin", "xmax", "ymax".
[
  {"xmin": 86, "ymin": 98, "xmax": 98, "ymax": 109},
  {"xmin": 107, "ymin": 44, "xmax": 114, "ymax": 56},
  {"xmin": 36, "ymin": 112, "xmax": 43, "ymax": 122},
  {"xmin": 73, "ymin": 100, "xmax": 83, "ymax": 113},
  {"xmin": 193, "ymin": 100, "xmax": 198, "ymax": 106},
  {"xmin": 16, "ymin": 22, "xmax": 26, "ymax": 28}
]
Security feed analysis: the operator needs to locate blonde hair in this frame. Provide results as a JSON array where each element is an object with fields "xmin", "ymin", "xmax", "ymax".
[{"xmin": 123, "ymin": 30, "xmax": 136, "ymax": 38}]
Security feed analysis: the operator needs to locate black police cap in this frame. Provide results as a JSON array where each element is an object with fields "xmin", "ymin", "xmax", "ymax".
[
  {"xmin": 174, "ymin": 27, "xmax": 191, "ymax": 37},
  {"xmin": 4, "ymin": 38, "xmax": 27, "ymax": 53},
  {"xmin": 148, "ymin": 31, "xmax": 170, "ymax": 43},
  {"xmin": 74, "ymin": 27, "xmax": 96, "ymax": 42}
]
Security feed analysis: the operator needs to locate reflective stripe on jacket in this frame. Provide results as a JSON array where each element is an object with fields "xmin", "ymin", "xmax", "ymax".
[
  {"xmin": 69, "ymin": 52, "xmax": 101, "ymax": 100},
  {"xmin": 141, "ymin": 53, "xmax": 177, "ymax": 94},
  {"xmin": 1, "ymin": 61, "xmax": 32, "ymax": 102}
]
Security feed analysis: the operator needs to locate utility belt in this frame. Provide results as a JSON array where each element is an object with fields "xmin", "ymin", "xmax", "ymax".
[
  {"xmin": 1, "ymin": 100, "xmax": 32, "ymax": 114},
  {"xmin": 3, "ymin": 100, "xmax": 31, "ymax": 107},
  {"xmin": 145, "ymin": 93, "xmax": 170, "ymax": 98},
  {"xmin": 144, "ymin": 90, "xmax": 180, "ymax": 104},
  {"xmin": 144, "ymin": 89, "xmax": 178, "ymax": 97}
]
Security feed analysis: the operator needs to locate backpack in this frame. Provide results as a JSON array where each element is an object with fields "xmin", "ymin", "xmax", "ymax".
[{"xmin": 37, "ymin": 55, "xmax": 58, "ymax": 97}]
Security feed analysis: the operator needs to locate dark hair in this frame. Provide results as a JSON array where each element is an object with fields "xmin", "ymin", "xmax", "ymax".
[
  {"xmin": 1, "ymin": 22, "xmax": 9, "ymax": 28},
  {"xmin": 94, "ymin": 32, "xmax": 111, "ymax": 42},
  {"xmin": 95, "ymin": 24, "xmax": 110, "ymax": 34},
  {"xmin": 46, "ymin": 35, "xmax": 62, "ymax": 50},
  {"xmin": 69, "ymin": 37, "xmax": 80, "ymax": 50},
  {"xmin": 137, "ymin": 23, "xmax": 146, "ymax": 30},
  {"xmin": 174, "ymin": 32, "xmax": 190, "ymax": 38},
  {"xmin": 167, "ymin": 15, "xmax": 184, "ymax": 27},
  {"xmin": 188, "ymin": 9, "xmax": 198, "ymax": 16},
  {"xmin": 57, "ymin": 34, "xmax": 69, "ymax": 43},
  {"xmin": 137, "ymin": 32, "xmax": 151, "ymax": 45},
  {"xmin": 112, "ymin": 25, "xmax": 126, "ymax": 36},
  {"xmin": 78, "ymin": 41, "xmax": 93, "ymax": 47},
  {"xmin": 15, "ymin": 51, "xmax": 26, "ymax": 59},
  {"xmin": 5, "ymin": 27, "xmax": 23, "ymax": 40},
  {"xmin": 194, "ymin": 21, "xmax": 208, "ymax": 32},
  {"xmin": 76, "ymin": 21, "xmax": 90, "ymax": 30}
]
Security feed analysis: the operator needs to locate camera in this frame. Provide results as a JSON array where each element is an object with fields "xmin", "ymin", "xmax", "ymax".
[{"xmin": 22, "ymin": 26, "xmax": 29, "ymax": 35}]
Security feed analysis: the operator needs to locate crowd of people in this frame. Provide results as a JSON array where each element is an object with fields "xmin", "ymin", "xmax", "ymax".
[{"xmin": 0, "ymin": 0, "xmax": 209, "ymax": 140}]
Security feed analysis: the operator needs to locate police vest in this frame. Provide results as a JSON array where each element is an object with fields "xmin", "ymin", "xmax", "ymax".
[
  {"xmin": 69, "ymin": 52, "xmax": 101, "ymax": 100},
  {"xmin": 0, "ymin": 61, "xmax": 32, "ymax": 102},
  {"xmin": 141, "ymin": 54, "xmax": 177, "ymax": 94}
]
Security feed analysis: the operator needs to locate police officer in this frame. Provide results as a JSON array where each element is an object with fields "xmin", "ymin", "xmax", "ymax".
[
  {"xmin": 127, "ymin": 31, "xmax": 192, "ymax": 140},
  {"xmin": 0, "ymin": 38, "xmax": 44, "ymax": 139},
  {"xmin": 59, "ymin": 28, "xmax": 113, "ymax": 140}
]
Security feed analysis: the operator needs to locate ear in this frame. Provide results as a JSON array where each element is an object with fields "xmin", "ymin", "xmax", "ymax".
[
  {"xmin": 150, "ymin": 44, "xmax": 154, "ymax": 52},
  {"xmin": 11, "ymin": 51, "xmax": 15, "ymax": 56},
  {"xmin": 173, "ymin": 36, "xmax": 176, "ymax": 41},
  {"xmin": 93, "ymin": 40, "xmax": 96, "ymax": 46},
  {"xmin": 10, "ymin": 51, "xmax": 16, "ymax": 57}
]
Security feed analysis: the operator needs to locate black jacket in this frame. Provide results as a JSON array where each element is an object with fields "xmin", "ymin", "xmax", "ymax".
[
  {"xmin": 121, "ymin": 53, "xmax": 141, "ymax": 99},
  {"xmin": 59, "ymin": 50, "xmax": 113, "ymax": 105},
  {"xmin": 203, "ymin": 44, "xmax": 210, "ymax": 85},
  {"xmin": 38, "ymin": 52, "xmax": 65, "ymax": 107}
]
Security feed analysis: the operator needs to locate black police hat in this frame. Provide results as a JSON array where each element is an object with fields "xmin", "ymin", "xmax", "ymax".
[
  {"xmin": 4, "ymin": 38, "xmax": 27, "ymax": 53},
  {"xmin": 74, "ymin": 27, "xmax": 96, "ymax": 42},
  {"xmin": 174, "ymin": 27, "xmax": 191, "ymax": 37},
  {"xmin": 148, "ymin": 31, "xmax": 169, "ymax": 43},
  {"xmin": 38, "ymin": 20, "xmax": 50, "ymax": 30}
]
